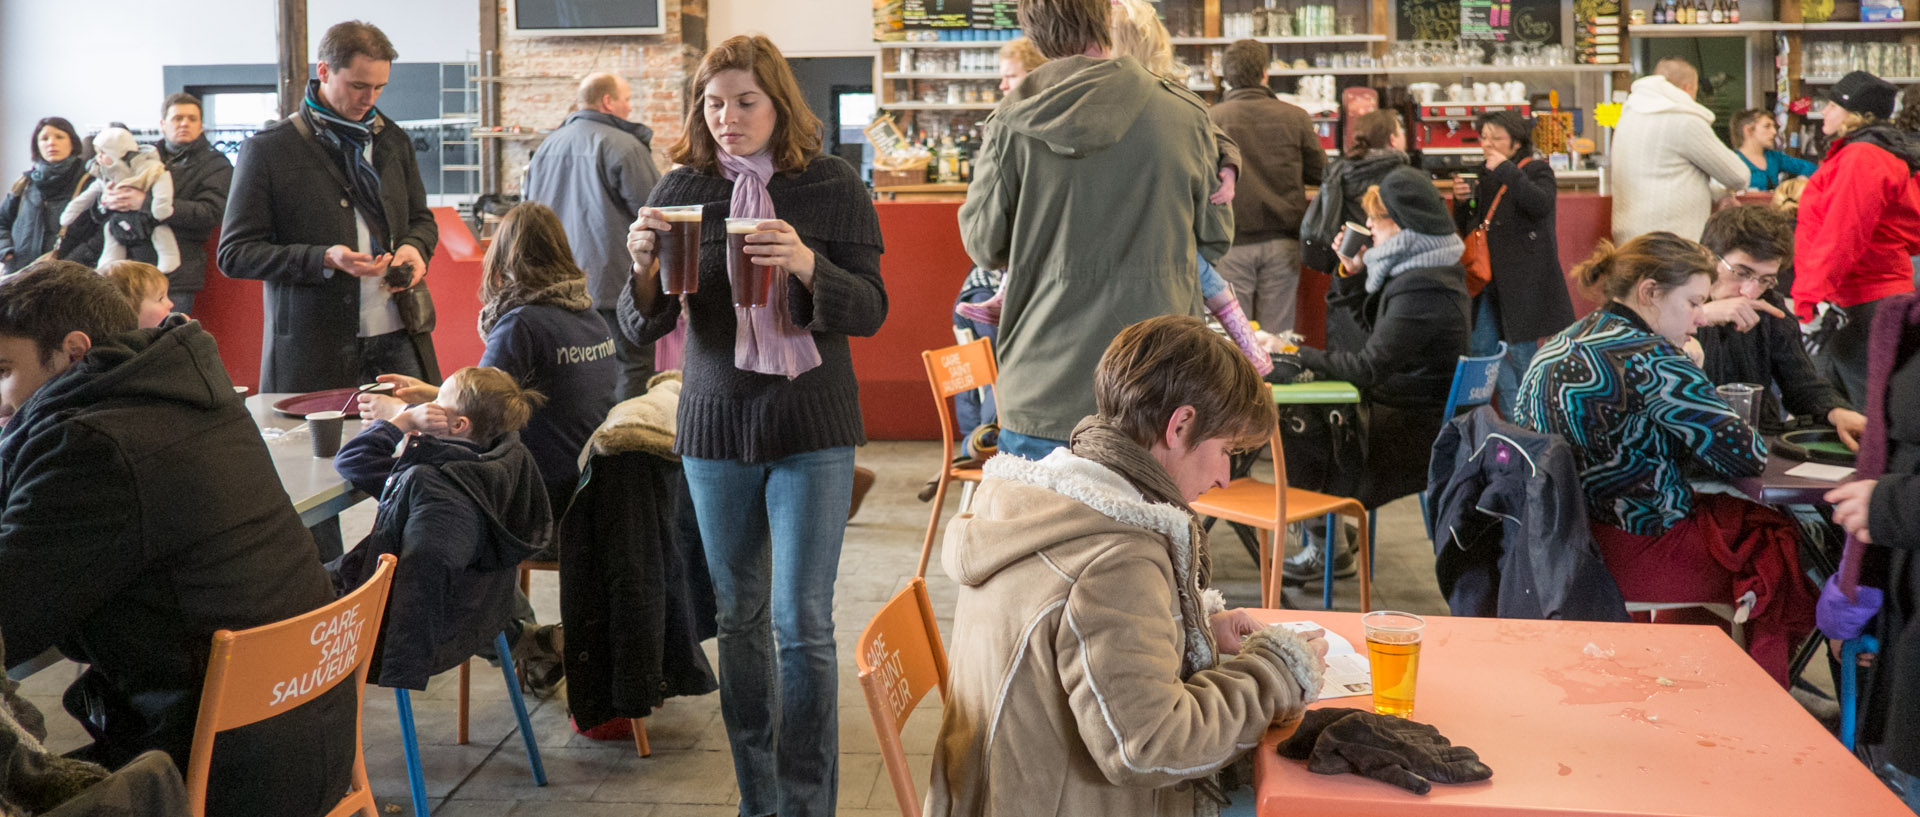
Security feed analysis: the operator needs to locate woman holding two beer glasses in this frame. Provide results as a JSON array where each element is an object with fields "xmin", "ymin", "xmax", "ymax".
[{"xmin": 619, "ymin": 34, "xmax": 887, "ymax": 817}]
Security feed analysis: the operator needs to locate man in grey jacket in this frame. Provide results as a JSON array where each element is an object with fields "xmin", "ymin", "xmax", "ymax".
[
  {"xmin": 524, "ymin": 73, "xmax": 661, "ymax": 400},
  {"xmin": 960, "ymin": 0, "xmax": 1232, "ymax": 459}
]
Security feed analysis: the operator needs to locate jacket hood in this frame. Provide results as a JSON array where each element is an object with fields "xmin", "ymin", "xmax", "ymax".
[
  {"xmin": 1624, "ymin": 75, "xmax": 1716, "ymax": 123},
  {"xmin": 994, "ymin": 56, "xmax": 1167, "ymax": 158},
  {"xmin": 566, "ymin": 109, "xmax": 654, "ymax": 147},
  {"xmin": 394, "ymin": 431, "xmax": 551, "ymax": 570},
  {"xmin": 943, "ymin": 450, "xmax": 1194, "ymax": 587},
  {"xmin": 6, "ymin": 317, "xmax": 234, "ymax": 443},
  {"xmin": 1837, "ymin": 123, "xmax": 1920, "ymax": 174}
]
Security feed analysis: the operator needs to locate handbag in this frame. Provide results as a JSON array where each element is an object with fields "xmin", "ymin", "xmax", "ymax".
[
  {"xmin": 392, "ymin": 280, "xmax": 436, "ymax": 334},
  {"xmin": 1458, "ymin": 158, "xmax": 1532, "ymax": 299},
  {"xmin": 1280, "ymin": 402, "xmax": 1365, "ymax": 499}
]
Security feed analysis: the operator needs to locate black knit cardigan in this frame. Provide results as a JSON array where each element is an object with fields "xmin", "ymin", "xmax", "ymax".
[{"xmin": 617, "ymin": 155, "xmax": 887, "ymax": 463}]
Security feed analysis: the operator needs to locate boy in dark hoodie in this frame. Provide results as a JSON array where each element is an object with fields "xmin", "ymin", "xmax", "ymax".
[
  {"xmin": 331, "ymin": 366, "xmax": 552, "ymax": 690},
  {"xmin": 0, "ymin": 261, "xmax": 355, "ymax": 817}
]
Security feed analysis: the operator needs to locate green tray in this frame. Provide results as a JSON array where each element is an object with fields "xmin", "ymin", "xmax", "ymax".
[
  {"xmin": 1776, "ymin": 428, "xmax": 1857, "ymax": 467},
  {"xmin": 1271, "ymin": 381, "xmax": 1361, "ymax": 405}
]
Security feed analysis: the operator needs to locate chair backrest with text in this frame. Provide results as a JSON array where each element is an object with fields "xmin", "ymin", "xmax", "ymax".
[
  {"xmin": 183, "ymin": 554, "xmax": 397, "ymax": 817},
  {"xmin": 856, "ymin": 577, "xmax": 950, "ymax": 817},
  {"xmin": 922, "ymin": 337, "xmax": 998, "ymax": 457},
  {"xmin": 1443, "ymin": 342, "xmax": 1508, "ymax": 419}
]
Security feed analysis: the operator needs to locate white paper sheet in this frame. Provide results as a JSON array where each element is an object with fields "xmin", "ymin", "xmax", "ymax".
[
  {"xmin": 1277, "ymin": 620, "xmax": 1373, "ymax": 699},
  {"xmin": 1784, "ymin": 462, "xmax": 1856, "ymax": 482}
]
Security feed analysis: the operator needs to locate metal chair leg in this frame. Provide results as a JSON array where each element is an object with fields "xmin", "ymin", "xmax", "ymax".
[
  {"xmin": 1321, "ymin": 512, "xmax": 1337, "ymax": 610},
  {"xmin": 1841, "ymin": 635, "xmax": 1880, "ymax": 750},
  {"xmin": 1367, "ymin": 508, "xmax": 1378, "ymax": 582},
  {"xmin": 493, "ymin": 632, "xmax": 549, "ymax": 786},
  {"xmin": 394, "ymin": 688, "xmax": 430, "ymax": 817}
]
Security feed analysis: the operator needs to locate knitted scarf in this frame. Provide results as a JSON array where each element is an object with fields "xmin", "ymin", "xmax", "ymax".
[
  {"xmin": 302, "ymin": 79, "xmax": 389, "ymax": 251},
  {"xmin": 1837, "ymin": 291, "xmax": 1920, "ymax": 596},
  {"xmin": 26, "ymin": 155, "xmax": 82, "ymax": 194},
  {"xmin": 477, "ymin": 278, "xmax": 594, "ymax": 340},
  {"xmin": 1364, "ymin": 229, "xmax": 1465, "ymax": 294},
  {"xmin": 717, "ymin": 149, "xmax": 822, "ymax": 378},
  {"xmin": 1067, "ymin": 416, "xmax": 1217, "ymax": 675}
]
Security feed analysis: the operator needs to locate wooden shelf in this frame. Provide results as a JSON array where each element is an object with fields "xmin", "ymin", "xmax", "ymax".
[
  {"xmin": 1800, "ymin": 21, "xmax": 1920, "ymax": 31},
  {"xmin": 876, "ymin": 41, "xmax": 1005, "ymax": 49},
  {"xmin": 880, "ymin": 102, "xmax": 999, "ymax": 111},
  {"xmin": 1805, "ymin": 75, "xmax": 1920, "ymax": 83},
  {"xmin": 1267, "ymin": 67, "xmax": 1381, "ymax": 76},
  {"xmin": 883, "ymin": 72, "xmax": 998, "ymax": 80},
  {"xmin": 1382, "ymin": 64, "xmax": 1628, "ymax": 74},
  {"xmin": 1628, "ymin": 22, "xmax": 1794, "ymax": 36},
  {"xmin": 1170, "ymin": 35, "xmax": 1387, "ymax": 45}
]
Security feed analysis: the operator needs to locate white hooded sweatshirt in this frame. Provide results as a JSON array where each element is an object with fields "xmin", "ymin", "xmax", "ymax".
[{"xmin": 1609, "ymin": 75, "xmax": 1751, "ymax": 245}]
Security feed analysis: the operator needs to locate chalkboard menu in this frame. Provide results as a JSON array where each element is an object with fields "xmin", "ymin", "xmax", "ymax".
[
  {"xmin": 1397, "ymin": 0, "xmax": 1561, "ymax": 44},
  {"xmin": 972, "ymin": 0, "xmax": 1017, "ymax": 28},
  {"xmin": 904, "ymin": 0, "xmax": 971, "ymax": 29}
]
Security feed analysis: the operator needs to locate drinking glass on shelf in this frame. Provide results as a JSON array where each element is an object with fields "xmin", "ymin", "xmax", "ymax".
[{"xmin": 1337, "ymin": 14, "xmax": 1356, "ymax": 35}]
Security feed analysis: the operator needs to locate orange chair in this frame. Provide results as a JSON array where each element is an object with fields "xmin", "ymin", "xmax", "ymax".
[
  {"xmin": 183, "ymin": 554, "xmax": 398, "ymax": 817},
  {"xmin": 450, "ymin": 560, "xmax": 650, "ymax": 757},
  {"xmin": 857, "ymin": 577, "xmax": 950, "ymax": 817},
  {"xmin": 1191, "ymin": 429, "xmax": 1373, "ymax": 611},
  {"xmin": 919, "ymin": 338, "xmax": 998, "ymax": 578}
]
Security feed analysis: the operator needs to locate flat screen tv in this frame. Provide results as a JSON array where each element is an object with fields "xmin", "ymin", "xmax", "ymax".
[{"xmin": 510, "ymin": 0, "xmax": 666, "ymax": 35}]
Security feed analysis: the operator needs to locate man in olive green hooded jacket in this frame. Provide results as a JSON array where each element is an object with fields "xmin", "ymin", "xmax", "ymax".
[{"xmin": 960, "ymin": 0, "xmax": 1234, "ymax": 456}]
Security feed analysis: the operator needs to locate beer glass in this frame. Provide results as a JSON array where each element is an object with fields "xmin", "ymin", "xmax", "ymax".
[
  {"xmin": 726, "ymin": 218, "xmax": 773, "ymax": 308},
  {"xmin": 656, "ymin": 205, "xmax": 704, "ymax": 295},
  {"xmin": 1363, "ymin": 611, "xmax": 1425, "ymax": 718}
]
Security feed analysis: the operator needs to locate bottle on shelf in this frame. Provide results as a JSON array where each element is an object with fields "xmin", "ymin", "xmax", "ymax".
[
  {"xmin": 938, "ymin": 134, "xmax": 960, "ymax": 183},
  {"xmin": 1728, "ymin": 0, "xmax": 1741, "ymax": 22},
  {"xmin": 1709, "ymin": 0, "xmax": 1724, "ymax": 23}
]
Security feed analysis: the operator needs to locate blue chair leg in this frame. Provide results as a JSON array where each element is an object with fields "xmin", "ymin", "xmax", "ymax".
[
  {"xmin": 1322, "ymin": 512, "xmax": 1337, "ymax": 610},
  {"xmin": 1367, "ymin": 508, "xmax": 1378, "ymax": 581},
  {"xmin": 495, "ymin": 631, "xmax": 549, "ymax": 786},
  {"xmin": 394, "ymin": 688, "xmax": 430, "ymax": 817},
  {"xmin": 1841, "ymin": 635, "xmax": 1881, "ymax": 750}
]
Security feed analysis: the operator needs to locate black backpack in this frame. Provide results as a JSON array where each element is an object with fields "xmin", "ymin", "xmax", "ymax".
[{"xmin": 1299, "ymin": 159, "xmax": 1347, "ymax": 274}]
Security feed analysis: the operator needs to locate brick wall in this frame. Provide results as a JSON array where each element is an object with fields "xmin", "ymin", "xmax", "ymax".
[{"xmin": 494, "ymin": 0, "xmax": 706, "ymax": 194}]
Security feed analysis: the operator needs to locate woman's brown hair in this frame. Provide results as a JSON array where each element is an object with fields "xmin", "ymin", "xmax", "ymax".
[
  {"xmin": 1346, "ymin": 109, "xmax": 1402, "ymax": 160},
  {"xmin": 480, "ymin": 202, "xmax": 587, "ymax": 305},
  {"xmin": 1573, "ymin": 232, "xmax": 1716, "ymax": 303},
  {"xmin": 670, "ymin": 35, "xmax": 822, "ymax": 176},
  {"xmin": 1094, "ymin": 315, "xmax": 1277, "ymax": 452}
]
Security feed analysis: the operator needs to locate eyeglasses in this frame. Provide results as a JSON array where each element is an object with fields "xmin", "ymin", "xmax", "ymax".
[{"xmin": 1714, "ymin": 253, "xmax": 1779, "ymax": 292}]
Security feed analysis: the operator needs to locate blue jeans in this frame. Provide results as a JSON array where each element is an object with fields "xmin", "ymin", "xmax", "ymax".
[
  {"xmin": 1470, "ymin": 295, "xmax": 1538, "ymax": 415},
  {"xmin": 997, "ymin": 428, "xmax": 1067, "ymax": 460},
  {"xmin": 683, "ymin": 446, "xmax": 856, "ymax": 817}
]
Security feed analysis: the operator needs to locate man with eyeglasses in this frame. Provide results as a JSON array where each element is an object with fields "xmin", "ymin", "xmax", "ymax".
[{"xmin": 1694, "ymin": 205, "xmax": 1866, "ymax": 447}]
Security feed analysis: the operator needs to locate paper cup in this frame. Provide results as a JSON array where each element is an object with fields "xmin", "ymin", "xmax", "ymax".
[{"xmin": 308, "ymin": 411, "xmax": 347, "ymax": 458}]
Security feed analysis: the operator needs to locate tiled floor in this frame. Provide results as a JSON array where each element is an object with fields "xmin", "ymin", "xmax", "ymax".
[{"xmin": 13, "ymin": 440, "xmax": 1811, "ymax": 815}]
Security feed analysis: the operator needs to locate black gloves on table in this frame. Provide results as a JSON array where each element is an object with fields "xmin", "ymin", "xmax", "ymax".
[
  {"xmin": 1275, "ymin": 707, "xmax": 1493, "ymax": 795},
  {"xmin": 1266, "ymin": 352, "xmax": 1307, "ymax": 384}
]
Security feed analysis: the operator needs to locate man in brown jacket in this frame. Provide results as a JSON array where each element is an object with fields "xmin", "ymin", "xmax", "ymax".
[
  {"xmin": 1208, "ymin": 39, "xmax": 1326, "ymax": 334},
  {"xmin": 928, "ymin": 316, "xmax": 1328, "ymax": 817}
]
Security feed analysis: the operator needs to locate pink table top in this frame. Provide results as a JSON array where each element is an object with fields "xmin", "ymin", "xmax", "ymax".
[{"xmin": 1250, "ymin": 610, "xmax": 1909, "ymax": 817}]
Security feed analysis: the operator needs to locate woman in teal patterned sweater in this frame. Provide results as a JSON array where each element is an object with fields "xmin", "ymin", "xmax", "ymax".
[{"xmin": 1512, "ymin": 231, "xmax": 1815, "ymax": 686}]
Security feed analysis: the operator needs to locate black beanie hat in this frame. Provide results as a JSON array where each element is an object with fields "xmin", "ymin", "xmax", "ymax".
[
  {"xmin": 1830, "ymin": 71, "xmax": 1898, "ymax": 120},
  {"xmin": 1375, "ymin": 166, "xmax": 1454, "ymax": 235}
]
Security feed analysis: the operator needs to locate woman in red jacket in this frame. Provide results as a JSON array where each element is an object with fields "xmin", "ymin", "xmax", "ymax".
[{"xmin": 1793, "ymin": 70, "xmax": 1920, "ymax": 403}]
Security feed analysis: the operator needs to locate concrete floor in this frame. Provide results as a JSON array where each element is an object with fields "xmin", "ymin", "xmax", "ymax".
[{"xmin": 12, "ymin": 439, "xmax": 1807, "ymax": 815}]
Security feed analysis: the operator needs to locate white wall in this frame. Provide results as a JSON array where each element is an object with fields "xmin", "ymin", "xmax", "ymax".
[
  {"xmin": 0, "ymin": 0, "xmax": 476, "ymax": 180},
  {"xmin": 710, "ymin": 0, "xmax": 878, "ymax": 57}
]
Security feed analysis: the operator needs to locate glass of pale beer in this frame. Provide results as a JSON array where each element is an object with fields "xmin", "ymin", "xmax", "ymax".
[
  {"xmin": 1363, "ymin": 611, "xmax": 1425, "ymax": 718},
  {"xmin": 726, "ymin": 217, "xmax": 774, "ymax": 308},
  {"xmin": 656, "ymin": 205, "xmax": 705, "ymax": 295}
]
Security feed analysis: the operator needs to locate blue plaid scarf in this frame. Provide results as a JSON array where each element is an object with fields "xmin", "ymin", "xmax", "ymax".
[{"xmin": 302, "ymin": 79, "xmax": 389, "ymax": 251}]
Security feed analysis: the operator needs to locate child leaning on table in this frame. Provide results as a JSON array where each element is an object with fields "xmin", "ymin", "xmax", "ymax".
[{"xmin": 328, "ymin": 366, "xmax": 554, "ymax": 691}]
